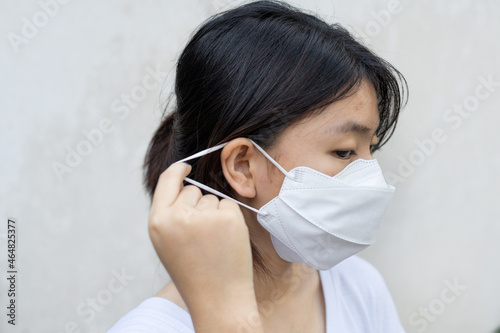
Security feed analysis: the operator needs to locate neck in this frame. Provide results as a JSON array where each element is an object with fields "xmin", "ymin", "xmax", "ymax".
[
  {"xmin": 245, "ymin": 214, "xmax": 319, "ymax": 305},
  {"xmin": 253, "ymin": 260, "xmax": 317, "ymax": 304}
]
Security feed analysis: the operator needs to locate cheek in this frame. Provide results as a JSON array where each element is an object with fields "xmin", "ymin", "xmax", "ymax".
[
  {"xmin": 314, "ymin": 156, "xmax": 351, "ymax": 177},
  {"xmin": 257, "ymin": 164, "xmax": 284, "ymax": 203}
]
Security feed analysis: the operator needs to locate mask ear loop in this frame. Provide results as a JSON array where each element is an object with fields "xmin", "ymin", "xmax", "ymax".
[
  {"xmin": 177, "ymin": 143, "xmax": 228, "ymax": 163},
  {"xmin": 182, "ymin": 177, "xmax": 263, "ymax": 215},
  {"xmin": 247, "ymin": 139, "xmax": 292, "ymax": 178},
  {"xmin": 175, "ymin": 142, "xmax": 265, "ymax": 215}
]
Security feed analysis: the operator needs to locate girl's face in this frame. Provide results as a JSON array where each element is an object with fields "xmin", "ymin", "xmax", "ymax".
[
  {"xmin": 222, "ymin": 79, "xmax": 380, "ymax": 255},
  {"xmin": 252, "ymin": 79, "xmax": 380, "ymax": 208}
]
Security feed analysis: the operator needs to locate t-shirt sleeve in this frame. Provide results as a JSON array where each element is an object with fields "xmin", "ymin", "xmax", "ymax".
[{"xmin": 107, "ymin": 297, "xmax": 195, "ymax": 333}]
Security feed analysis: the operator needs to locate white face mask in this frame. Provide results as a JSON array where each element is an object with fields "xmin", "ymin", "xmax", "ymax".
[{"xmin": 177, "ymin": 139, "xmax": 395, "ymax": 270}]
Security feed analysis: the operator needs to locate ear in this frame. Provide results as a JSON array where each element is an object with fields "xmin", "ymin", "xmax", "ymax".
[{"xmin": 220, "ymin": 138, "xmax": 259, "ymax": 199}]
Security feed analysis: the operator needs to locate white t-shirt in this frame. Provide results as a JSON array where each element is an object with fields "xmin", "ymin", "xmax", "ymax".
[{"xmin": 108, "ymin": 256, "xmax": 405, "ymax": 332}]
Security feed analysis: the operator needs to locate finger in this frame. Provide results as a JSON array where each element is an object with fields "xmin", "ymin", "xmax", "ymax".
[
  {"xmin": 176, "ymin": 185, "xmax": 203, "ymax": 207},
  {"xmin": 151, "ymin": 162, "xmax": 192, "ymax": 210},
  {"xmin": 219, "ymin": 198, "xmax": 241, "ymax": 212},
  {"xmin": 195, "ymin": 194, "xmax": 220, "ymax": 210}
]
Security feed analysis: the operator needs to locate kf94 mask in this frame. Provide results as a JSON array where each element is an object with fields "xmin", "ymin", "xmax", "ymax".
[{"xmin": 177, "ymin": 139, "xmax": 395, "ymax": 270}]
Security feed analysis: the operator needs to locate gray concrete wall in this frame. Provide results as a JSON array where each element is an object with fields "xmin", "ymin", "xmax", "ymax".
[{"xmin": 1, "ymin": 0, "xmax": 498, "ymax": 332}]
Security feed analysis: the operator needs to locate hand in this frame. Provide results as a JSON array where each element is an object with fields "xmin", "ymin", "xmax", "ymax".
[{"xmin": 148, "ymin": 162, "xmax": 263, "ymax": 332}]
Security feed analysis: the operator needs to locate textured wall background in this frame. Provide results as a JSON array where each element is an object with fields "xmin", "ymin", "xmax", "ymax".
[{"xmin": 1, "ymin": 0, "xmax": 499, "ymax": 332}]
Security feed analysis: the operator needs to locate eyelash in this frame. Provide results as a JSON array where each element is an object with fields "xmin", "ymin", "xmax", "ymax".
[
  {"xmin": 334, "ymin": 150, "xmax": 357, "ymax": 159},
  {"xmin": 334, "ymin": 145, "xmax": 378, "ymax": 159}
]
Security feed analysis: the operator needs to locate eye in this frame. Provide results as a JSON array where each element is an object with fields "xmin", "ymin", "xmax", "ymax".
[{"xmin": 334, "ymin": 150, "xmax": 356, "ymax": 159}]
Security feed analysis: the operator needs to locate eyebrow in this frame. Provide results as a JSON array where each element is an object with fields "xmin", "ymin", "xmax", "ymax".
[{"xmin": 327, "ymin": 121, "xmax": 378, "ymax": 137}]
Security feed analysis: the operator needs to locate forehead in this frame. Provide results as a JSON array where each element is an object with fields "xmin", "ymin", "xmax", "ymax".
[{"xmin": 282, "ymin": 80, "xmax": 380, "ymax": 140}]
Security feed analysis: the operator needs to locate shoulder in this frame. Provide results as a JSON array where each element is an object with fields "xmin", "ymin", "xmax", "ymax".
[
  {"xmin": 107, "ymin": 295, "xmax": 194, "ymax": 332},
  {"xmin": 155, "ymin": 281, "xmax": 189, "ymax": 312}
]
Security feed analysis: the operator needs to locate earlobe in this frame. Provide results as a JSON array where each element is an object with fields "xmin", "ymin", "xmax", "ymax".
[{"xmin": 220, "ymin": 138, "xmax": 257, "ymax": 199}]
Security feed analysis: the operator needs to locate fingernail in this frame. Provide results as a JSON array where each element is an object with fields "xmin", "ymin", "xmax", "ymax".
[{"xmin": 183, "ymin": 161, "xmax": 190, "ymax": 165}]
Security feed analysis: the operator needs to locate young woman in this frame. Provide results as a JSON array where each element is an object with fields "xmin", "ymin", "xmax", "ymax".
[{"xmin": 109, "ymin": 1, "xmax": 407, "ymax": 332}]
